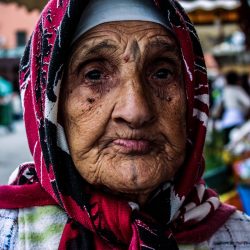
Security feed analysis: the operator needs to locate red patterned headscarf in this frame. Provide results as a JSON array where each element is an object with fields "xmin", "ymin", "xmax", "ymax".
[{"xmin": 0, "ymin": 0, "xmax": 235, "ymax": 249}]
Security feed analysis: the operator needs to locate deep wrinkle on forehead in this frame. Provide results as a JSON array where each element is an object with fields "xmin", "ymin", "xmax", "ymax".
[
  {"xmin": 74, "ymin": 34, "xmax": 178, "ymax": 55},
  {"xmin": 70, "ymin": 33, "xmax": 180, "ymax": 73},
  {"xmin": 70, "ymin": 21, "xmax": 178, "ymax": 60}
]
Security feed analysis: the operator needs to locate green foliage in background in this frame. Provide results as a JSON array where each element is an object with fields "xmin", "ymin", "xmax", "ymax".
[{"xmin": 204, "ymin": 128, "xmax": 226, "ymax": 171}]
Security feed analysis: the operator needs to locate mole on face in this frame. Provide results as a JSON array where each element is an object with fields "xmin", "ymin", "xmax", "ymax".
[
  {"xmin": 131, "ymin": 162, "xmax": 138, "ymax": 185},
  {"xmin": 87, "ymin": 98, "xmax": 95, "ymax": 104}
]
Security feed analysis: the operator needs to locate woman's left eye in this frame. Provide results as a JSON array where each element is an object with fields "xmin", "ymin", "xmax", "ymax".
[{"xmin": 153, "ymin": 68, "xmax": 172, "ymax": 80}]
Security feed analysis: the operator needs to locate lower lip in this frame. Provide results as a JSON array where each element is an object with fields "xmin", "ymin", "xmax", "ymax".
[{"xmin": 113, "ymin": 139, "xmax": 151, "ymax": 154}]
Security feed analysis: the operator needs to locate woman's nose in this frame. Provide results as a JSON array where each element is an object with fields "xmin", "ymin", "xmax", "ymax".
[{"xmin": 112, "ymin": 79, "xmax": 155, "ymax": 128}]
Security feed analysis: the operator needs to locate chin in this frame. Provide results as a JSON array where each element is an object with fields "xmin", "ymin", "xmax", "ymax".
[
  {"xmin": 101, "ymin": 158, "xmax": 170, "ymax": 196},
  {"xmin": 101, "ymin": 180, "xmax": 159, "ymax": 206}
]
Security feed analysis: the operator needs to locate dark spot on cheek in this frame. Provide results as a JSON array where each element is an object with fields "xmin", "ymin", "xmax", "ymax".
[
  {"xmin": 87, "ymin": 98, "xmax": 95, "ymax": 104},
  {"xmin": 166, "ymin": 96, "xmax": 172, "ymax": 102}
]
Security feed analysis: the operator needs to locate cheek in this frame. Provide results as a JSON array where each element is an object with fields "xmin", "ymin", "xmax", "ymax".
[
  {"xmin": 62, "ymin": 86, "xmax": 112, "ymax": 153},
  {"xmin": 158, "ymin": 88, "xmax": 187, "ymax": 144}
]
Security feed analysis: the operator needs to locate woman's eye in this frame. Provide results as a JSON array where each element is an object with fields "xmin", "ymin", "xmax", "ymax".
[
  {"xmin": 153, "ymin": 68, "xmax": 172, "ymax": 79},
  {"xmin": 85, "ymin": 70, "xmax": 102, "ymax": 80}
]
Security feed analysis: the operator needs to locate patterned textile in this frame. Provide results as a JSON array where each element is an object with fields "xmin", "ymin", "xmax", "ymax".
[
  {"xmin": 181, "ymin": 210, "xmax": 250, "ymax": 250},
  {"xmin": 0, "ymin": 209, "xmax": 18, "ymax": 250},
  {"xmin": 0, "ymin": 0, "xmax": 236, "ymax": 249},
  {"xmin": 207, "ymin": 210, "xmax": 250, "ymax": 249},
  {"xmin": 17, "ymin": 206, "xmax": 67, "ymax": 249},
  {"xmin": 1, "ymin": 208, "xmax": 249, "ymax": 250},
  {"xmin": 0, "ymin": 206, "xmax": 67, "ymax": 250}
]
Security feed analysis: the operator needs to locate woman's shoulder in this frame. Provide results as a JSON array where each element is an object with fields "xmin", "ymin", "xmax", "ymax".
[
  {"xmin": 0, "ymin": 205, "xmax": 68, "ymax": 250},
  {"xmin": 179, "ymin": 210, "xmax": 250, "ymax": 250},
  {"xmin": 207, "ymin": 210, "xmax": 250, "ymax": 249}
]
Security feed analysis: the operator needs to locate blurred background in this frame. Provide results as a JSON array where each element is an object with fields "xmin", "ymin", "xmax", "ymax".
[{"xmin": 0, "ymin": 0, "xmax": 250, "ymax": 213}]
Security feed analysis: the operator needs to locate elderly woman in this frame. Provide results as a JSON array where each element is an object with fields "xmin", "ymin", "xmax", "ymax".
[{"xmin": 0, "ymin": 0, "xmax": 249, "ymax": 249}]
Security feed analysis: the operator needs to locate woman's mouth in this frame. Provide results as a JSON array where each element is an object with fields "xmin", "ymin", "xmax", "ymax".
[{"xmin": 113, "ymin": 139, "xmax": 151, "ymax": 154}]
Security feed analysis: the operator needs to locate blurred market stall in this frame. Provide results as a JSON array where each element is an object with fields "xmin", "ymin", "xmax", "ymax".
[
  {"xmin": 180, "ymin": 0, "xmax": 240, "ymax": 24},
  {"xmin": 0, "ymin": 0, "xmax": 46, "ymax": 11}
]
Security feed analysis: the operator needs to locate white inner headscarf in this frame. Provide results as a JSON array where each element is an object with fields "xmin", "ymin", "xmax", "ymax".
[{"xmin": 72, "ymin": 0, "xmax": 171, "ymax": 43}]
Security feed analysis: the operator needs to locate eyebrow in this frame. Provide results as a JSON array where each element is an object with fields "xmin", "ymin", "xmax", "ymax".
[
  {"xmin": 70, "ymin": 39, "xmax": 118, "ymax": 69},
  {"xmin": 70, "ymin": 38, "xmax": 179, "ymax": 71},
  {"xmin": 86, "ymin": 40, "xmax": 118, "ymax": 55},
  {"xmin": 147, "ymin": 39, "xmax": 179, "ymax": 53}
]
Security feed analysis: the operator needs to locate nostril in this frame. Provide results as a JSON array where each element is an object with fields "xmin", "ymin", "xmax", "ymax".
[
  {"xmin": 112, "ymin": 82, "xmax": 155, "ymax": 128},
  {"xmin": 114, "ymin": 114, "xmax": 156, "ymax": 129},
  {"xmin": 114, "ymin": 117, "xmax": 126, "ymax": 125}
]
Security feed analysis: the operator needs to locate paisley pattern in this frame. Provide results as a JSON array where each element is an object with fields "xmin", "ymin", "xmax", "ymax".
[{"xmin": 0, "ymin": 0, "xmax": 235, "ymax": 249}]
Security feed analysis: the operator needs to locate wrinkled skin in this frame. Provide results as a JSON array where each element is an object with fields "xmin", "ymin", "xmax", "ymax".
[{"xmin": 60, "ymin": 21, "xmax": 187, "ymax": 205}]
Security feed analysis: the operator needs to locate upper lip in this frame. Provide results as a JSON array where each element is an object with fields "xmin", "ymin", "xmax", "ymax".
[
  {"xmin": 114, "ymin": 137, "xmax": 153, "ymax": 141},
  {"xmin": 115, "ymin": 131, "xmax": 161, "ymax": 141},
  {"xmin": 99, "ymin": 133, "xmax": 165, "ymax": 147},
  {"xmin": 112, "ymin": 138, "xmax": 153, "ymax": 154},
  {"xmin": 112, "ymin": 134, "xmax": 157, "ymax": 143},
  {"xmin": 95, "ymin": 127, "xmax": 167, "ymax": 147}
]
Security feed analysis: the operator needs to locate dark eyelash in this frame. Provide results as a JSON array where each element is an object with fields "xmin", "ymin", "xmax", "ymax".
[
  {"xmin": 82, "ymin": 69, "xmax": 115, "ymax": 94},
  {"xmin": 75, "ymin": 58, "xmax": 106, "ymax": 76},
  {"xmin": 74, "ymin": 53, "xmax": 120, "ymax": 75}
]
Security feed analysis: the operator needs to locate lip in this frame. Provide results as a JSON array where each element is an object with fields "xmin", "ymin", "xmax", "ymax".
[{"xmin": 113, "ymin": 139, "xmax": 151, "ymax": 154}]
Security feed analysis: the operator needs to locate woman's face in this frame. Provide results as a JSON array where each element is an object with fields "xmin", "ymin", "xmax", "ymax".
[{"xmin": 61, "ymin": 21, "xmax": 186, "ymax": 204}]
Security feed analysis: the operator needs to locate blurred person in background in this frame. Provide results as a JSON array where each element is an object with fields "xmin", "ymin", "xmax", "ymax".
[
  {"xmin": 11, "ymin": 65, "xmax": 23, "ymax": 120},
  {"xmin": 241, "ymin": 72, "xmax": 250, "ymax": 96},
  {"xmin": 217, "ymin": 71, "xmax": 250, "ymax": 144},
  {"xmin": 0, "ymin": 0, "xmax": 250, "ymax": 249},
  {"xmin": 0, "ymin": 74, "xmax": 14, "ymax": 132},
  {"xmin": 209, "ymin": 67, "xmax": 226, "ymax": 120}
]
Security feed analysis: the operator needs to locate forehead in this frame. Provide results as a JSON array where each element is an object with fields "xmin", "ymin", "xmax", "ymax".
[{"xmin": 72, "ymin": 21, "xmax": 178, "ymax": 53}]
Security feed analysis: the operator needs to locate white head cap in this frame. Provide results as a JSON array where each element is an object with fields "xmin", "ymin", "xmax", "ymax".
[{"xmin": 72, "ymin": 0, "xmax": 171, "ymax": 44}]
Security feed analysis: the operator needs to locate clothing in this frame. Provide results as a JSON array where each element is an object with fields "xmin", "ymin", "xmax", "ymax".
[
  {"xmin": 73, "ymin": 0, "xmax": 170, "ymax": 43},
  {"xmin": 216, "ymin": 85, "xmax": 250, "ymax": 142},
  {"xmin": 1, "ymin": 207, "xmax": 249, "ymax": 249},
  {"xmin": 223, "ymin": 85, "xmax": 250, "ymax": 114},
  {"xmin": 0, "ymin": 0, "xmax": 240, "ymax": 249},
  {"xmin": 0, "ymin": 77, "xmax": 13, "ymax": 97},
  {"xmin": 0, "ymin": 206, "xmax": 67, "ymax": 250},
  {"xmin": 0, "ymin": 77, "xmax": 13, "ymax": 127},
  {"xmin": 220, "ymin": 85, "xmax": 250, "ymax": 129}
]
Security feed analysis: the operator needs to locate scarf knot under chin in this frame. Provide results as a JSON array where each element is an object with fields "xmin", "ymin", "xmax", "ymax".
[{"xmin": 59, "ymin": 189, "xmax": 179, "ymax": 249}]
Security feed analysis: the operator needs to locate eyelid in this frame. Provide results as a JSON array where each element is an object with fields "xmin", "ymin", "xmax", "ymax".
[
  {"xmin": 81, "ymin": 69, "xmax": 107, "ymax": 88},
  {"xmin": 76, "ymin": 57, "xmax": 119, "ymax": 78},
  {"xmin": 147, "ymin": 61, "xmax": 174, "ymax": 74},
  {"xmin": 74, "ymin": 51, "xmax": 120, "ymax": 72},
  {"xmin": 74, "ymin": 58, "xmax": 105, "ymax": 76},
  {"xmin": 154, "ymin": 68, "xmax": 172, "ymax": 74},
  {"xmin": 149, "ymin": 58, "xmax": 181, "ymax": 77},
  {"xmin": 153, "ymin": 57, "xmax": 178, "ymax": 67}
]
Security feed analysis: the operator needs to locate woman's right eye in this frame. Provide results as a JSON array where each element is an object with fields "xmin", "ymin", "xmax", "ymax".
[{"xmin": 85, "ymin": 70, "xmax": 102, "ymax": 81}]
